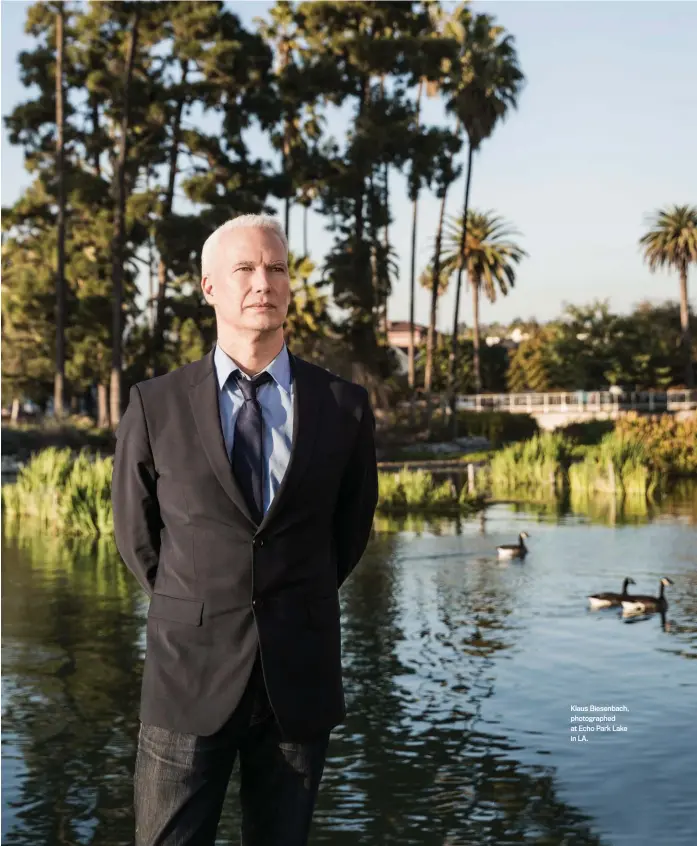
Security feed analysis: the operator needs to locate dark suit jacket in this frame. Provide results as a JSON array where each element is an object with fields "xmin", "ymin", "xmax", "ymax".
[{"xmin": 111, "ymin": 347, "xmax": 379, "ymax": 741}]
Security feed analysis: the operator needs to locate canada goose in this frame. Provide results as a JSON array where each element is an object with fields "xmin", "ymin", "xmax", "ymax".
[
  {"xmin": 621, "ymin": 577, "xmax": 674, "ymax": 615},
  {"xmin": 496, "ymin": 532, "xmax": 529, "ymax": 559},
  {"xmin": 587, "ymin": 577, "xmax": 636, "ymax": 609}
]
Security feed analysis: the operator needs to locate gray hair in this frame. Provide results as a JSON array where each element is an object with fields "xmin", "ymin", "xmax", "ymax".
[{"xmin": 201, "ymin": 214, "xmax": 288, "ymax": 277}]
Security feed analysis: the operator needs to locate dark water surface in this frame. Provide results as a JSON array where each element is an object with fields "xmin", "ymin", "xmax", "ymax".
[{"xmin": 2, "ymin": 487, "xmax": 696, "ymax": 845}]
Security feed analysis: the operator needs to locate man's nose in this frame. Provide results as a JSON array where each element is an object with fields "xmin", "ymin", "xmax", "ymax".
[{"xmin": 253, "ymin": 268, "xmax": 272, "ymax": 291}]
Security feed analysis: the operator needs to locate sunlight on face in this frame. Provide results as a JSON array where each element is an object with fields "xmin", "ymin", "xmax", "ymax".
[{"xmin": 203, "ymin": 227, "xmax": 291, "ymax": 335}]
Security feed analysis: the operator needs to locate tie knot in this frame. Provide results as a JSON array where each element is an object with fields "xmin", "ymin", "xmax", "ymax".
[{"xmin": 232, "ymin": 370, "xmax": 273, "ymax": 402}]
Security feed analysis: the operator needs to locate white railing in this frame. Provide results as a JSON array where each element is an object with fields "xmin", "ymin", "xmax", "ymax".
[{"xmin": 452, "ymin": 389, "xmax": 697, "ymax": 414}]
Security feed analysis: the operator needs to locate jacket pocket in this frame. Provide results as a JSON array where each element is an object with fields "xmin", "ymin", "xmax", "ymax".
[{"xmin": 148, "ymin": 592, "xmax": 204, "ymax": 626}]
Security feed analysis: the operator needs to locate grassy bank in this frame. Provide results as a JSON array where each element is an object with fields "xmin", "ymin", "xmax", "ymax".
[
  {"xmin": 2, "ymin": 448, "xmax": 486, "ymax": 537},
  {"xmin": 3, "ymin": 415, "xmax": 693, "ymax": 536},
  {"xmin": 2, "ymin": 447, "xmax": 114, "ymax": 536},
  {"xmin": 484, "ymin": 416, "xmax": 696, "ymax": 500},
  {"xmin": 377, "ymin": 468, "xmax": 485, "ymax": 514}
]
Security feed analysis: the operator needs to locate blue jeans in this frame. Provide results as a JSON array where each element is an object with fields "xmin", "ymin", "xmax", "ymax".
[{"xmin": 134, "ymin": 652, "xmax": 330, "ymax": 845}]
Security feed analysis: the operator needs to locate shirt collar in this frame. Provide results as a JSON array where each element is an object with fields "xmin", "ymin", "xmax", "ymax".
[{"xmin": 214, "ymin": 342, "xmax": 292, "ymax": 397}]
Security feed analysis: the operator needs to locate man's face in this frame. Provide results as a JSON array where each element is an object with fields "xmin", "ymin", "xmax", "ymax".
[{"xmin": 201, "ymin": 226, "xmax": 291, "ymax": 335}]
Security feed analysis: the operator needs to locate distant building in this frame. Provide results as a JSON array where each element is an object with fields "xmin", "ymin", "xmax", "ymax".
[{"xmin": 386, "ymin": 320, "xmax": 429, "ymax": 353}]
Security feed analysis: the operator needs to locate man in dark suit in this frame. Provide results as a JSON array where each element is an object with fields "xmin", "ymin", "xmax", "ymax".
[{"xmin": 111, "ymin": 213, "xmax": 379, "ymax": 846}]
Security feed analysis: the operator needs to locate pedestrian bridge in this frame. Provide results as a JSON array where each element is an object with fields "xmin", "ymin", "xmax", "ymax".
[{"xmin": 455, "ymin": 389, "xmax": 697, "ymax": 430}]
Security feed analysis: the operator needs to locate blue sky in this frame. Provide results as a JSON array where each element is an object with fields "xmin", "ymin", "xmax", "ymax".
[{"xmin": 2, "ymin": 0, "xmax": 696, "ymax": 331}]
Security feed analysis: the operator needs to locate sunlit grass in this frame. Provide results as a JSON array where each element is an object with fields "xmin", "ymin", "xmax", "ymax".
[
  {"xmin": 2, "ymin": 447, "xmax": 114, "ymax": 537},
  {"xmin": 377, "ymin": 468, "xmax": 484, "ymax": 513}
]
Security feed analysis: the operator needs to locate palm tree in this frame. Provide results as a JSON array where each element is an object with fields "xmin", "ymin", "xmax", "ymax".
[
  {"xmin": 639, "ymin": 204, "xmax": 697, "ymax": 388},
  {"xmin": 442, "ymin": 209, "xmax": 527, "ymax": 393},
  {"xmin": 420, "ymin": 260, "xmax": 452, "ymax": 391},
  {"xmin": 444, "ymin": 9, "xmax": 524, "ymax": 413}
]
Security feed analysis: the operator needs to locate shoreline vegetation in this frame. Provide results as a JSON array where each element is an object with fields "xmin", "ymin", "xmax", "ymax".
[{"xmin": 2, "ymin": 413, "xmax": 694, "ymax": 538}]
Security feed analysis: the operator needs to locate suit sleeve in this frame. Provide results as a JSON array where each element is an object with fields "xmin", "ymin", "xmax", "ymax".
[
  {"xmin": 111, "ymin": 384, "xmax": 162, "ymax": 598},
  {"xmin": 333, "ymin": 390, "xmax": 379, "ymax": 590}
]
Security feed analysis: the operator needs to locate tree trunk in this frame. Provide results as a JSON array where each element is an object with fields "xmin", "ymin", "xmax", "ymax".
[
  {"xmin": 448, "ymin": 142, "xmax": 474, "ymax": 432},
  {"xmin": 11, "ymin": 398, "xmax": 20, "ymax": 424},
  {"xmin": 54, "ymin": 3, "xmax": 66, "ymax": 421},
  {"xmin": 153, "ymin": 60, "xmax": 188, "ymax": 376},
  {"xmin": 424, "ymin": 189, "xmax": 449, "ymax": 392},
  {"xmin": 368, "ymin": 171, "xmax": 380, "ymax": 337},
  {"xmin": 679, "ymin": 263, "xmax": 694, "ymax": 388},
  {"xmin": 97, "ymin": 383, "xmax": 109, "ymax": 428},
  {"xmin": 382, "ymin": 161, "xmax": 389, "ymax": 343},
  {"xmin": 408, "ymin": 193, "xmax": 418, "ymax": 389},
  {"xmin": 407, "ymin": 78, "xmax": 424, "ymax": 391},
  {"xmin": 353, "ymin": 75, "xmax": 372, "ymax": 357},
  {"xmin": 110, "ymin": 8, "xmax": 140, "ymax": 429},
  {"xmin": 472, "ymin": 277, "xmax": 482, "ymax": 394}
]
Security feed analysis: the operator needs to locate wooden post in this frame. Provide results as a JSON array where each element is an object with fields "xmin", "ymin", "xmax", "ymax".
[{"xmin": 467, "ymin": 462, "xmax": 476, "ymax": 495}]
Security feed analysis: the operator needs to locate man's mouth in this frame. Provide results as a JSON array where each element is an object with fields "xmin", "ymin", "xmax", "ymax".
[{"xmin": 250, "ymin": 304, "xmax": 274, "ymax": 310}]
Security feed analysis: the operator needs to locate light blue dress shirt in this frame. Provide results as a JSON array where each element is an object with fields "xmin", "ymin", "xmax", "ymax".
[{"xmin": 214, "ymin": 342, "xmax": 294, "ymax": 516}]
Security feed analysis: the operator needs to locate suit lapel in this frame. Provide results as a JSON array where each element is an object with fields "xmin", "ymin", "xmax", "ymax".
[
  {"xmin": 188, "ymin": 347, "xmax": 322, "ymax": 531},
  {"xmin": 257, "ymin": 352, "xmax": 322, "ymax": 532},
  {"xmin": 188, "ymin": 348, "xmax": 256, "ymax": 527}
]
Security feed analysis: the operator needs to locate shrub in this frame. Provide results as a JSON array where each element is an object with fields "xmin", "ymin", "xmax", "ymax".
[{"xmin": 614, "ymin": 413, "xmax": 697, "ymax": 475}]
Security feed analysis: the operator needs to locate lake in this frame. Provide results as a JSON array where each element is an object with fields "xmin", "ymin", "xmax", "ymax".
[{"xmin": 2, "ymin": 486, "xmax": 696, "ymax": 845}]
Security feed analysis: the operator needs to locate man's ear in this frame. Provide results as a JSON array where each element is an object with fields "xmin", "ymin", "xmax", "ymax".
[{"xmin": 201, "ymin": 275, "xmax": 214, "ymax": 303}]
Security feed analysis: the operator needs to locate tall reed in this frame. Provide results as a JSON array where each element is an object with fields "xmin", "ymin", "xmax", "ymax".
[
  {"xmin": 488, "ymin": 432, "xmax": 572, "ymax": 494},
  {"xmin": 2, "ymin": 447, "xmax": 114, "ymax": 536},
  {"xmin": 377, "ymin": 469, "xmax": 482, "ymax": 512},
  {"xmin": 568, "ymin": 433, "xmax": 659, "ymax": 497}
]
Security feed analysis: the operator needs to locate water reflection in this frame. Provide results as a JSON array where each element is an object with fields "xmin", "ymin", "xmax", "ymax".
[
  {"xmin": 373, "ymin": 482, "xmax": 697, "ymax": 536},
  {"xmin": 3, "ymin": 483, "xmax": 696, "ymax": 844}
]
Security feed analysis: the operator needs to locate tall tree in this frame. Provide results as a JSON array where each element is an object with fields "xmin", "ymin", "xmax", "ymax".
[
  {"xmin": 445, "ymin": 6, "xmax": 524, "ymax": 415},
  {"xmin": 296, "ymin": 0, "xmax": 431, "ymax": 398},
  {"xmin": 256, "ymin": 0, "xmax": 310, "ymax": 243},
  {"xmin": 54, "ymin": 1, "xmax": 67, "ymax": 419},
  {"xmin": 109, "ymin": 4, "xmax": 140, "ymax": 428},
  {"xmin": 418, "ymin": 261, "xmax": 451, "ymax": 341},
  {"xmin": 405, "ymin": 76, "xmax": 454, "ymax": 389},
  {"xmin": 442, "ymin": 209, "xmax": 526, "ymax": 392},
  {"xmin": 639, "ymin": 204, "xmax": 697, "ymax": 388}
]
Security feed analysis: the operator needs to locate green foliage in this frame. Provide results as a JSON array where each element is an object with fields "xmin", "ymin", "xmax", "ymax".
[
  {"xmin": 377, "ymin": 468, "xmax": 483, "ymax": 512},
  {"xmin": 615, "ymin": 412, "xmax": 697, "ymax": 475},
  {"xmin": 488, "ymin": 432, "xmax": 573, "ymax": 493},
  {"xmin": 414, "ymin": 335, "xmax": 510, "ymax": 394},
  {"xmin": 507, "ymin": 326, "xmax": 561, "ymax": 392},
  {"xmin": 2, "ymin": 447, "xmax": 114, "ymax": 536},
  {"xmin": 568, "ymin": 434, "xmax": 659, "ymax": 498},
  {"xmin": 506, "ymin": 300, "xmax": 696, "ymax": 392},
  {"xmin": 558, "ymin": 420, "xmax": 615, "ymax": 446},
  {"xmin": 457, "ymin": 410, "xmax": 538, "ymax": 447}
]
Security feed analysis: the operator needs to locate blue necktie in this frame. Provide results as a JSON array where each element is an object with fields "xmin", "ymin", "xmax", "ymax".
[{"xmin": 231, "ymin": 370, "xmax": 273, "ymax": 524}]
